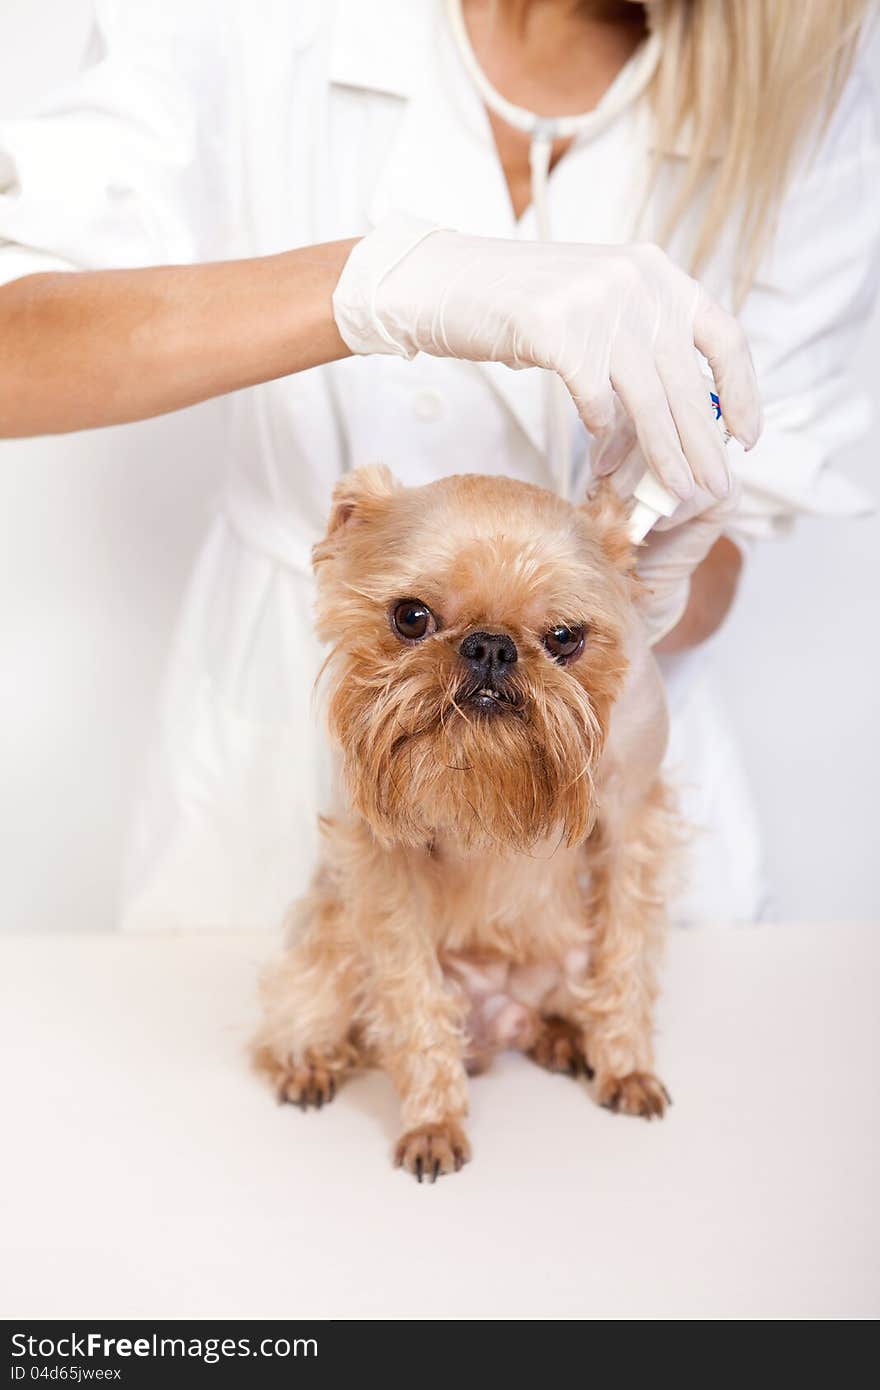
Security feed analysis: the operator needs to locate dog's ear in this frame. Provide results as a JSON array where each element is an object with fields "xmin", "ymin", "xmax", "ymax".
[
  {"xmin": 578, "ymin": 477, "xmax": 636, "ymax": 576},
  {"xmin": 313, "ymin": 464, "xmax": 399, "ymax": 568},
  {"xmin": 325, "ymin": 463, "xmax": 398, "ymax": 536}
]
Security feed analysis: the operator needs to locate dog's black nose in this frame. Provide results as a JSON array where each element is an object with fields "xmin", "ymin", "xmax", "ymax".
[{"xmin": 459, "ymin": 630, "xmax": 518, "ymax": 680}]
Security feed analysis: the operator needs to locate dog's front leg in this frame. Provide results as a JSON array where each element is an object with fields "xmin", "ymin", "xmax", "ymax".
[
  {"xmin": 576, "ymin": 786, "xmax": 674, "ymax": 1117},
  {"xmin": 358, "ymin": 866, "xmax": 471, "ymax": 1180},
  {"xmin": 575, "ymin": 636, "xmax": 676, "ymax": 1118}
]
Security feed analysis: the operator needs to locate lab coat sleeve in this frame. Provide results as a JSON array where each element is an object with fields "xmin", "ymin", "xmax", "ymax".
[
  {"xmin": 726, "ymin": 70, "xmax": 880, "ymax": 542},
  {"xmin": 0, "ymin": 0, "xmax": 220, "ymax": 288}
]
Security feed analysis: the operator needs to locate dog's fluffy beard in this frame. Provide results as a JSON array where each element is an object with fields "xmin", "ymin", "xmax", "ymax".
[
  {"xmin": 325, "ymin": 639, "xmax": 606, "ymax": 852},
  {"xmin": 313, "ymin": 468, "xmax": 635, "ymax": 855}
]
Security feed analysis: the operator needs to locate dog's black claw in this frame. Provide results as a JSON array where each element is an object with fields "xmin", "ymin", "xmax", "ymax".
[
  {"xmin": 568, "ymin": 1058, "xmax": 579, "ymax": 1078},
  {"xmin": 453, "ymin": 1149, "xmax": 464, "ymax": 1172},
  {"xmin": 431, "ymin": 1160, "xmax": 440, "ymax": 1183},
  {"xmin": 583, "ymin": 1063, "xmax": 595, "ymax": 1080},
  {"xmin": 415, "ymin": 1155, "xmax": 423, "ymax": 1183},
  {"xmin": 328, "ymin": 1078, "xmax": 336, "ymax": 1101}
]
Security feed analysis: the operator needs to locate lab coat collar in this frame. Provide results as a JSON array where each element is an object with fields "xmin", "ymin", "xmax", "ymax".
[{"xmin": 329, "ymin": 0, "xmax": 430, "ymax": 100}]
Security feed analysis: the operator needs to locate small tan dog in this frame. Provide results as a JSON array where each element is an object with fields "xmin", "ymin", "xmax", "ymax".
[{"xmin": 253, "ymin": 466, "xmax": 677, "ymax": 1180}]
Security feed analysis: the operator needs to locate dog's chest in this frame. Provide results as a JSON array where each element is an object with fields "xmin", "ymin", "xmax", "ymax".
[
  {"xmin": 429, "ymin": 844, "xmax": 594, "ymax": 1067},
  {"xmin": 428, "ymin": 838, "xmax": 591, "ymax": 965}
]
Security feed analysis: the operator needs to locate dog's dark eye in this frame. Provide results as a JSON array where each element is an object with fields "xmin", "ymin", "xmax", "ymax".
[
  {"xmin": 543, "ymin": 624, "xmax": 586, "ymax": 664},
  {"xmin": 391, "ymin": 599, "xmax": 437, "ymax": 642}
]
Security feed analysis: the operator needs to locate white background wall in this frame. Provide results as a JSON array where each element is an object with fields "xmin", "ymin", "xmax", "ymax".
[{"xmin": 1, "ymin": 0, "xmax": 878, "ymax": 930}]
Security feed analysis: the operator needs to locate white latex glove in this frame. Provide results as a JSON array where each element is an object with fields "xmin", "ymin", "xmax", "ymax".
[
  {"xmin": 333, "ymin": 212, "xmax": 762, "ymax": 501},
  {"xmin": 623, "ymin": 463, "xmax": 742, "ymax": 646}
]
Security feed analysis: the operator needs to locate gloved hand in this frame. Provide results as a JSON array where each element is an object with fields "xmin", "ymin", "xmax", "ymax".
[
  {"xmin": 622, "ymin": 458, "xmax": 743, "ymax": 646},
  {"xmin": 333, "ymin": 212, "xmax": 762, "ymax": 502}
]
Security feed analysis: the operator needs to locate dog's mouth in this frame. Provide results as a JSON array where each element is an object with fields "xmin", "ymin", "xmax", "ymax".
[{"xmin": 458, "ymin": 681, "xmax": 525, "ymax": 716}]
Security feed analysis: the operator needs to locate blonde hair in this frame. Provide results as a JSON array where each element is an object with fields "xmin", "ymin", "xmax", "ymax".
[{"xmin": 649, "ymin": 0, "xmax": 876, "ymax": 300}]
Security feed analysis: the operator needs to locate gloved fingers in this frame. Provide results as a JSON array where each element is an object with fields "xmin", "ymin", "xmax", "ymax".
[
  {"xmin": 634, "ymin": 524, "xmax": 724, "ymax": 635},
  {"xmin": 650, "ymin": 473, "xmax": 742, "ymax": 531},
  {"xmin": 693, "ymin": 288, "xmax": 763, "ymax": 450},
  {"xmin": 639, "ymin": 509, "xmax": 725, "ymax": 568},
  {"xmin": 590, "ymin": 398, "xmax": 636, "ymax": 479},
  {"xmin": 562, "ymin": 373, "xmax": 617, "ymax": 441},
  {"xmin": 605, "ymin": 441, "xmax": 646, "ymax": 500},
  {"xmin": 609, "ymin": 352, "xmax": 694, "ymax": 501},
  {"xmin": 636, "ymin": 489, "xmax": 741, "ymax": 638},
  {"xmin": 655, "ymin": 347, "xmax": 731, "ymax": 499},
  {"xmin": 644, "ymin": 484, "xmax": 714, "ymax": 532}
]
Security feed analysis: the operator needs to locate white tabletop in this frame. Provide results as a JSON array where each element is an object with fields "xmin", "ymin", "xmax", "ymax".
[{"xmin": 1, "ymin": 924, "xmax": 878, "ymax": 1320}]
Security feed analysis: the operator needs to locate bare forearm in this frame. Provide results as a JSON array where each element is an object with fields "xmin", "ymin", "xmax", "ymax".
[
  {"xmin": 0, "ymin": 239, "xmax": 357, "ymax": 437},
  {"xmin": 654, "ymin": 537, "xmax": 743, "ymax": 654}
]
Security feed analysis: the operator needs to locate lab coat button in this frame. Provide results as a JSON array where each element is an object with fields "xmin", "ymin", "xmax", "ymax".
[{"xmin": 412, "ymin": 389, "xmax": 446, "ymax": 422}]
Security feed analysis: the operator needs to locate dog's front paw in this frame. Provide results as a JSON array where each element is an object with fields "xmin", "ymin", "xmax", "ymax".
[
  {"xmin": 254, "ymin": 1042, "xmax": 360, "ymax": 1110},
  {"xmin": 275, "ymin": 1060, "xmax": 339, "ymax": 1109},
  {"xmin": 394, "ymin": 1121, "xmax": 471, "ymax": 1182},
  {"xmin": 597, "ymin": 1071, "xmax": 671, "ymax": 1119}
]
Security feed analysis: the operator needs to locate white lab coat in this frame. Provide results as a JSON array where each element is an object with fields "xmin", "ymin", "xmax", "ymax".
[{"xmin": 2, "ymin": 0, "xmax": 879, "ymax": 929}]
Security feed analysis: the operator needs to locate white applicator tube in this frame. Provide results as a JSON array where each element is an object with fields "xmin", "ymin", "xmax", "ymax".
[{"xmin": 626, "ymin": 470, "xmax": 679, "ymax": 543}]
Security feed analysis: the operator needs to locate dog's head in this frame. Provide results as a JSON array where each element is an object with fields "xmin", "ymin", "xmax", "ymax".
[{"xmin": 313, "ymin": 467, "xmax": 635, "ymax": 853}]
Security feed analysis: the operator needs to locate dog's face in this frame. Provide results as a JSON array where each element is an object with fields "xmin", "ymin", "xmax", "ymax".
[{"xmin": 313, "ymin": 468, "xmax": 634, "ymax": 853}]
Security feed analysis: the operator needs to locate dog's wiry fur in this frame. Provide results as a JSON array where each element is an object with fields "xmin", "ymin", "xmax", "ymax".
[{"xmin": 252, "ymin": 468, "xmax": 679, "ymax": 1179}]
